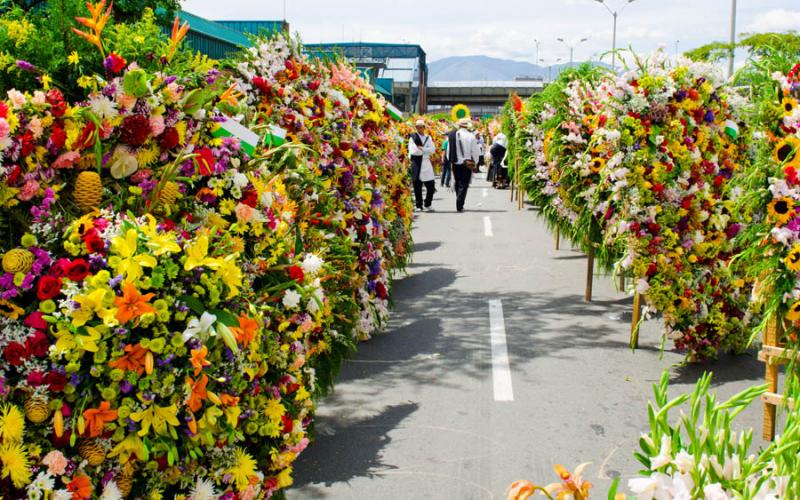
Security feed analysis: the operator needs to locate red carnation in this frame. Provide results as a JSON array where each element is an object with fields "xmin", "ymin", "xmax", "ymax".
[
  {"xmin": 3, "ymin": 341, "xmax": 27, "ymax": 366},
  {"xmin": 104, "ymin": 52, "xmax": 127, "ymax": 74},
  {"xmin": 19, "ymin": 130, "xmax": 34, "ymax": 156},
  {"xmin": 375, "ymin": 281, "xmax": 388, "ymax": 300},
  {"xmin": 0, "ymin": 101, "xmax": 7, "ymax": 119},
  {"xmin": 49, "ymin": 125, "xmax": 67, "ymax": 151},
  {"xmin": 5, "ymin": 165, "xmax": 21, "ymax": 185},
  {"xmin": 120, "ymin": 115, "xmax": 151, "ymax": 146},
  {"xmin": 281, "ymin": 414, "xmax": 294, "ymax": 433},
  {"xmin": 195, "ymin": 146, "xmax": 215, "ymax": 176},
  {"xmin": 158, "ymin": 126, "xmax": 180, "ymax": 151},
  {"xmin": 25, "ymin": 330, "xmax": 49, "ymax": 357},
  {"xmin": 46, "ymin": 89, "xmax": 66, "ymax": 117},
  {"xmin": 24, "ymin": 312, "xmax": 47, "ymax": 331},
  {"xmin": 36, "ymin": 275, "xmax": 62, "ymax": 300},
  {"xmin": 26, "ymin": 371, "xmax": 45, "ymax": 387},
  {"xmin": 45, "ymin": 371, "xmax": 67, "ymax": 392},
  {"xmin": 240, "ymin": 188, "xmax": 258, "ymax": 208},
  {"xmin": 64, "ymin": 259, "xmax": 90, "ymax": 282},
  {"xmin": 287, "ymin": 265, "xmax": 305, "ymax": 282}
]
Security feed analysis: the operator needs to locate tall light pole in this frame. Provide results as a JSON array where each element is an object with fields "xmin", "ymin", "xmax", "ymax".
[
  {"xmin": 594, "ymin": 0, "xmax": 637, "ymax": 71},
  {"xmin": 557, "ymin": 38, "xmax": 588, "ymax": 67},
  {"xmin": 533, "ymin": 39, "xmax": 540, "ymax": 68},
  {"xmin": 728, "ymin": 0, "xmax": 737, "ymax": 78},
  {"xmin": 675, "ymin": 40, "xmax": 680, "ymax": 60},
  {"xmin": 547, "ymin": 58, "xmax": 563, "ymax": 82}
]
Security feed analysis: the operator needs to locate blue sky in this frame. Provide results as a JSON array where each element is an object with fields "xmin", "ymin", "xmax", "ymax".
[{"xmin": 182, "ymin": 0, "xmax": 800, "ymax": 65}]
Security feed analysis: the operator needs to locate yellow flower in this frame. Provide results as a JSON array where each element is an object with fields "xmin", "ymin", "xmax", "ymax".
[
  {"xmin": 72, "ymin": 288, "xmax": 117, "ymax": 327},
  {"xmin": 588, "ymin": 157, "xmax": 606, "ymax": 174},
  {"xmin": 773, "ymin": 137, "xmax": 800, "ymax": 165},
  {"xmin": 276, "ymin": 468, "xmax": 293, "ymax": 489},
  {"xmin": 107, "ymin": 433, "xmax": 147, "ymax": 463},
  {"xmin": 787, "ymin": 301, "xmax": 800, "ymax": 322},
  {"xmin": 227, "ymin": 448, "xmax": 258, "ymax": 491},
  {"xmin": 782, "ymin": 96, "xmax": 798, "ymax": 117},
  {"xmin": 53, "ymin": 325, "xmax": 102, "ymax": 354},
  {"xmin": 768, "ymin": 197, "xmax": 795, "ymax": 226},
  {"xmin": 215, "ymin": 255, "xmax": 243, "ymax": 299},
  {"xmin": 129, "ymin": 403, "xmax": 180, "ymax": 437},
  {"xmin": 184, "ymin": 232, "xmax": 220, "ymax": 271},
  {"xmin": 0, "ymin": 404, "xmax": 24, "ymax": 443},
  {"xmin": 67, "ymin": 51, "xmax": 80, "ymax": 66},
  {"xmin": 0, "ymin": 442, "xmax": 30, "ymax": 488},
  {"xmin": 77, "ymin": 75, "xmax": 95, "ymax": 89},
  {"xmin": 785, "ymin": 245, "xmax": 800, "ymax": 272},
  {"xmin": 264, "ymin": 399, "xmax": 285, "ymax": 421},
  {"xmin": 41, "ymin": 74, "xmax": 51, "ymax": 90},
  {"xmin": 110, "ymin": 229, "xmax": 157, "ymax": 282},
  {"xmin": 140, "ymin": 214, "xmax": 180, "ymax": 256}
]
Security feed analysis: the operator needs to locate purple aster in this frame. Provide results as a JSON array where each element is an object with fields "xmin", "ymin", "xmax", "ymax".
[{"xmin": 16, "ymin": 60, "xmax": 36, "ymax": 72}]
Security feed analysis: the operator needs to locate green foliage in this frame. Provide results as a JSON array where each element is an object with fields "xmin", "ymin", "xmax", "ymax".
[
  {"xmin": 739, "ymin": 31, "xmax": 800, "ymax": 59},
  {"xmin": 684, "ymin": 41, "xmax": 732, "ymax": 63}
]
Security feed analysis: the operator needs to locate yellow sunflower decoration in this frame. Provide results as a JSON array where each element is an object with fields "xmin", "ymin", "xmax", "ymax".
[
  {"xmin": 785, "ymin": 244, "xmax": 800, "ymax": 272},
  {"xmin": 772, "ymin": 136, "xmax": 800, "ymax": 165},
  {"xmin": 672, "ymin": 296, "xmax": 692, "ymax": 311},
  {"xmin": 782, "ymin": 96, "xmax": 798, "ymax": 116},
  {"xmin": 787, "ymin": 300, "xmax": 800, "ymax": 322},
  {"xmin": 588, "ymin": 157, "xmax": 606, "ymax": 174},
  {"xmin": 768, "ymin": 196, "xmax": 795, "ymax": 225},
  {"xmin": 451, "ymin": 104, "xmax": 470, "ymax": 122}
]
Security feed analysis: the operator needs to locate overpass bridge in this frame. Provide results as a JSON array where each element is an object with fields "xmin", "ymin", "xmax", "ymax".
[{"xmin": 426, "ymin": 80, "xmax": 545, "ymax": 116}]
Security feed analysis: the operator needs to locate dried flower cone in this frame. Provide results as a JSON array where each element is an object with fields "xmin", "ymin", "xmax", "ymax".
[
  {"xmin": 78, "ymin": 439, "xmax": 106, "ymax": 467},
  {"xmin": 116, "ymin": 469, "xmax": 134, "ymax": 497},
  {"xmin": 23, "ymin": 396, "xmax": 51, "ymax": 424},
  {"xmin": 74, "ymin": 171, "xmax": 103, "ymax": 212},
  {"xmin": 158, "ymin": 181, "xmax": 180, "ymax": 208},
  {"xmin": 2, "ymin": 248, "xmax": 34, "ymax": 273}
]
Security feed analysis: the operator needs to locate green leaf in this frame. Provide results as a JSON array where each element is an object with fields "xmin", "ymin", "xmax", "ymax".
[{"xmin": 178, "ymin": 295, "xmax": 204, "ymax": 315}]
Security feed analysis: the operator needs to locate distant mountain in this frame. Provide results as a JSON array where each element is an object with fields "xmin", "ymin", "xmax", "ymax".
[{"xmin": 428, "ymin": 55, "xmax": 604, "ymax": 82}]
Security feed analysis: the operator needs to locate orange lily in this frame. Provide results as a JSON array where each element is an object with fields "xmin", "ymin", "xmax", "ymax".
[
  {"xmin": 544, "ymin": 463, "xmax": 592, "ymax": 500},
  {"xmin": 108, "ymin": 343, "xmax": 148, "ymax": 375},
  {"xmin": 114, "ymin": 281, "xmax": 156, "ymax": 324},
  {"xmin": 220, "ymin": 83, "xmax": 243, "ymax": 107},
  {"xmin": 230, "ymin": 315, "xmax": 259, "ymax": 347},
  {"xmin": 167, "ymin": 16, "xmax": 190, "ymax": 62},
  {"xmin": 186, "ymin": 374, "xmax": 208, "ymax": 412},
  {"xmin": 67, "ymin": 474, "xmax": 92, "ymax": 499},
  {"xmin": 220, "ymin": 393, "xmax": 239, "ymax": 407},
  {"xmin": 190, "ymin": 345, "xmax": 211, "ymax": 375},
  {"xmin": 71, "ymin": 1, "xmax": 113, "ymax": 57},
  {"xmin": 83, "ymin": 401, "xmax": 118, "ymax": 437},
  {"xmin": 186, "ymin": 411, "xmax": 198, "ymax": 435}
]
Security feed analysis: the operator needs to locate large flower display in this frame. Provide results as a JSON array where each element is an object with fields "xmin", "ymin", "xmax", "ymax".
[{"xmin": 0, "ymin": 7, "xmax": 412, "ymax": 498}]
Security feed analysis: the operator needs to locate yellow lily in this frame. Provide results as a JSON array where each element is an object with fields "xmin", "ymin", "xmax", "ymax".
[
  {"xmin": 53, "ymin": 325, "xmax": 102, "ymax": 354},
  {"xmin": 129, "ymin": 403, "xmax": 180, "ymax": 437},
  {"xmin": 214, "ymin": 255, "xmax": 243, "ymax": 299},
  {"xmin": 71, "ymin": 288, "xmax": 117, "ymax": 327},
  {"xmin": 140, "ymin": 214, "xmax": 181, "ymax": 256},
  {"xmin": 110, "ymin": 229, "xmax": 157, "ymax": 282},
  {"xmin": 108, "ymin": 433, "xmax": 147, "ymax": 462},
  {"xmin": 184, "ymin": 232, "xmax": 221, "ymax": 271}
]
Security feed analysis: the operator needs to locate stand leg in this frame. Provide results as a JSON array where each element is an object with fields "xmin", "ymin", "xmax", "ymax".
[
  {"xmin": 618, "ymin": 274, "xmax": 625, "ymax": 291},
  {"xmin": 763, "ymin": 318, "xmax": 780, "ymax": 441},
  {"xmin": 554, "ymin": 226, "xmax": 560, "ymax": 251},
  {"xmin": 585, "ymin": 247, "xmax": 595, "ymax": 302},
  {"xmin": 630, "ymin": 292, "xmax": 642, "ymax": 349}
]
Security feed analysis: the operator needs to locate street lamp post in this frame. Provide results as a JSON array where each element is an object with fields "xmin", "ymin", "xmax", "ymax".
[
  {"xmin": 533, "ymin": 39, "xmax": 540, "ymax": 68},
  {"xmin": 594, "ymin": 0, "xmax": 637, "ymax": 71},
  {"xmin": 547, "ymin": 58, "xmax": 563, "ymax": 82},
  {"xmin": 557, "ymin": 38, "xmax": 588, "ymax": 67},
  {"xmin": 728, "ymin": 0, "xmax": 737, "ymax": 78}
]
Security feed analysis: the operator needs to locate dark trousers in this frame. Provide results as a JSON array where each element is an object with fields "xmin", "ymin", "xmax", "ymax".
[
  {"xmin": 414, "ymin": 179, "xmax": 435, "ymax": 208},
  {"xmin": 441, "ymin": 162, "xmax": 452, "ymax": 187},
  {"xmin": 453, "ymin": 164, "xmax": 472, "ymax": 211}
]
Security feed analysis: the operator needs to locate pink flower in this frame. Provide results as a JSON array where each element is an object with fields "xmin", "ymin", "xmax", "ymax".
[
  {"xmin": 0, "ymin": 118, "xmax": 9, "ymax": 139},
  {"xmin": 149, "ymin": 115, "xmax": 165, "ymax": 136},
  {"xmin": 42, "ymin": 450, "xmax": 68, "ymax": 475},
  {"xmin": 18, "ymin": 179, "xmax": 40, "ymax": 201},
  {"xmin": 28, "ymin": 117, "xmax": 43, "ymax": 139},
  {"xmin": 31, "ymin": 91, "xmax": 46, "ymax": 106},
  {"xmin": 52, "ymin": 151, "xmax": 81, "ymax": 169},
  {"xmin": 117, "ymin": 93, "xmax": 136, "ymax": 111},
  {"xmin": 7, "ymin": 89, "xmax": 25, "ymax": 109},
  {"xmin": 235, "ymin": 202, "xmax": 264, "ymax": 223}
]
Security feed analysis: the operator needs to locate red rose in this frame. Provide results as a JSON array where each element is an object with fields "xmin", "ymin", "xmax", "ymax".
[
  {"xmin": 158, "ymin": 127, "xmax": 180, "ymax": 151},
  {"xmin": 26, "ymin": 331, "xmax": 50, "ymax": 358},
  {"xmin": 24, "ymin": 312, "xmax": 48, "ymax": 331},
  {"xmin": 287, "ymin": 265, "xmax": 305, "ymax": 282},
  {"xmin": 281, "ymin": 414, "xmax": 294, "ymax": 433},
  {"xmin": 195, "ymin": 147, "xmax": 215, "ymax": 176},
  {"xmin": 375, "ymin": 281, "xmax": 388, "ymax": 300},
  {"xmin": 36, "ymin": 275, "xmax": 62, "ymax": 300},
  {"xmin": 49, "ymin": 125, "xmax": 67, "ymax": 151},
  {"xmin": 27, "ymin": 371, "xmax": 45, "ymax": 387},
  {"xmin": 64, "ymin": 259, "xmax": 90, "ymax": 282},
  {"xmin": 120, "ymin": 115, "xmax": 151, "ymax": 146},
  {"xmin": 0, "ymin": 101, "xmax": 7, "ymax": 119},
  {"xmin": 45, "ymin": 371, "xmax": 67, "ymax": 392},
  {"xmin": 50, "ymin": 258, "xmax": 70, "ymax": 278},
  {"xmin": 83, "ymin": 231, "xmax": 105, "ymax": 254},
  {"xmin": 3, "ymin": 341, "xmax": 27, "ymax": 366}
]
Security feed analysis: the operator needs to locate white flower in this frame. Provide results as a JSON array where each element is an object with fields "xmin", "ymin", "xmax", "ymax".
[
  {"xmin": 89, "ymin": 95, "xmax": 119, "ymax": 120},
  {"xmin": 703, "ymin": 483, "xmax": 731, "ymax": 500},
  {"xmin": 672, "ymin": 450, "xmax": 695, "ymax": 474},
  {"xmin": 636, "ymin": 279, "xmax": 650, "ymax": 295},
  {"xmin": 282, "ymin": 289, "xmax": 301, "ymax": 309},
  {"xmin": 628, "ymin": 473, "xmax": 671, "ymax": 500},
  {"xmin": 190, "ymin": 478, "xmax": 218, "ymax": 500},
  {"xmin": 183, "ymin": 312, "xmax": 218, "ymax": 342},
  {"xmin": 100, "ymin": 480, "xmax": 123, "ymax": 500},
  {"xmin": 26, "ymin": 472, "xmax": 55, "ymax": 499},
  {"xmin": 109, "ymin": 146, "xmax": 139, "ymax": 179},
  {"xmin": 52, "ymin": 491, "xmax": 72, "ymax": 500},
  {"xmin": 301, "ymin": 254, "xmax": 324, "ymax": 275},
  {"xmin": 650, "ymin": 435, "xmax": 673, "ymax": 470}
]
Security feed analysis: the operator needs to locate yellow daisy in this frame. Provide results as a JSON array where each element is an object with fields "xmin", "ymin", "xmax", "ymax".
[
  {"xmin": 773, "ymin": 137, "xmax": 800, "ymax": 165},
  {"xmin": 0, "ymin": 404, "xmax": 24, "ymax": 443},
  {"xmin": 768, "ymin": 197, "xmax": 795, "ymax": 225},
  {"xmin": 785, "ymin": 245, "xmax": 800, "ymax": 272},
  {"xmin": 782, "ymin": 96, "xmax": 798, "ymax": 116},
  {"xmin": 227, "ymin": 447, "xmax": 258, "ymax": 491},
  {"xmin": 0, "ymin": 442, "xmax": 30, "ymax": 488},
  {"xmin": 787, "ymin": 300, "xmax": 800, "ymax": 322}
]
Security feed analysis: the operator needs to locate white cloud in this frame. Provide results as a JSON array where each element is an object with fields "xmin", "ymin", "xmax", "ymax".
[{"xmin": 745, "ymin": 9, "xmax": 800, "ymax": 33}]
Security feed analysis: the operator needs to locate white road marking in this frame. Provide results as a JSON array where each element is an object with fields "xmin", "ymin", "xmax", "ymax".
[
  {"xmin": 483, "ymin": 216, "xmax": 493, "ymax": 237},
  {"xmin": 482, "ymin": 188, "xmax": 488, "ymax": 198},
  {"xmin": 489, "ymin": 300, "xmax": 514, "ymax": 402}
]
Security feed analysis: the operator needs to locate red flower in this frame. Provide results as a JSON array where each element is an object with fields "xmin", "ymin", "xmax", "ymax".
[
  {"xmin": 83, "ymin": 229, "xmax": 106, "ymax": 254},
  {"xmin": 75, "ymin": 122, "xmax": 97, "ymax": 150},
  {"xmin": 19, "ymin": 130, "xmax": 34, "ymax": 156},
  {"xmin": 786, "ymin": 166, "xmax": 798, "ymax": 185},
  {"xmin": 652, "ymin": 183, "xmax": 665, "ymax": 194},
  {"xmin": 0, "ymin": 101, "xmax": 7, "ymax": 119},
  {"xmin": 281, "ymin": 414, "xmax": 294, "ymax": 432},
  {"xmin": 49, "ymin": 125, "xmax": 67, "ymax": 151},
  {"xmin": 252, "ymin": 76, "xmax": 272, "ymax": 95},
  {"xmin": 3, "ymin": 341, "xmax": 27, "ymax": 366},
  {"xmin": 195, "ymin": 146, "xmax": 215, "ymax": 176},
  {"xmin": 375, "ymin": 281, "xmax": 388, "ymax": 300},
  {"xmin": 64, "ymin": 259, "xmax": 91, "ymax": 282},
  {"xmin": 36, "ymin": 275, "xmax": 62, "ymax": 300},
  {"xmin": 120, "ymin": 115, "xmax": 151, "ymax": 146},
  {"xmin": 5, "ymin": 165, "xmax": 21, "ymax": 185},
  {"xmin": 45, "ymin": 371, "xmax": 67, "ymax": 392},
  {"xmin": 158, "ymin": 127, "xmax": 180, "ymax": 151},
  {"xmin": 24, "ymin": 311, "xmax": 47, "ymax": 331},
  {"xmin": 26, "ymin": 371, "xmax": 45, "ymax": 386},
  {"xmin": 287, "ymin": 265, "xmax": 304, "ymax": 282},
  {"xmin": 240, "ymin": 187, "xmax": 258, "ymax": 208},
  {"xmin": 46, "ymin": 89, "xmax": 67, "ymax": 118},
  {"xmin": 104, "ymin": 52, "xmax": 127, "ymax": 74},
  {"xmin": 25, "ymin": 330, "xmax": 49, "ymax": 357}
]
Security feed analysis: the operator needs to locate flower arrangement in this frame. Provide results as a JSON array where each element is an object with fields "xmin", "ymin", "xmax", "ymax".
[{"xmin": 0, "ymin": 5, "xmax": 412, "ymax": 498}]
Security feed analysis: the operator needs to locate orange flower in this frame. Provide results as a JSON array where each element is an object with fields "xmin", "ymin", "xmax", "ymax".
[
  {"xmin": 220, "ymin": 393, "xmax": 240, "ymax": 407},
  {"xmin": 108, "ymin": 343, "xmax": 148, "ymax": 375},
  {"xmin": 230, "ymin": 315, "xmax": 259, "ymax": 347},
  {"xmin": 114, "ymin": 281, "xmax": 156, "ymax": 324},
  {"xmin": 186, "ymin": 374, "xmax": 208, "ymax": 413},
  {"xmin": 67, "ymin": 474, "xmax": 92, "ymax": 499},
  {"xmin": 83, "ymin": 401, "xmax": 118, "ymax": 438},
  {"xmin": 190, "ymin": 345, "xmax": 211, "ymax": 376}
]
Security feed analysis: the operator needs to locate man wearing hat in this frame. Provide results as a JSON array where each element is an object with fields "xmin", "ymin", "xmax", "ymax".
[
  {"xmin": 445, "ymin": 118, "xmax": 481, "ymax": 212},
  {"xmin": 409, "ymin": 119, "xmax": 437, "ymax": 212}
]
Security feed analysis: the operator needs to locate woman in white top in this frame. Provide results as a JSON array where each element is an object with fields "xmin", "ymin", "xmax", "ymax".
[{"xmin": 409, "ymin": 119, "xmax": 437, "ymax": 211}]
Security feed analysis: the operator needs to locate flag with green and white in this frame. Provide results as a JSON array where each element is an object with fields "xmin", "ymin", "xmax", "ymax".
[
  {"xmin": 385, "ymin": 103, "xmax": 403, "ymax": 122},
  {"xmin": 264, "ymin": 124, "xmax": 288, "ymax": 148},
  {"xmin": 213, "ymin": 118, "xmax": 260, "ymax": 156},
  {"xmin": 724, "ymin": 120, "xmax": 739, "ymax": 140}
]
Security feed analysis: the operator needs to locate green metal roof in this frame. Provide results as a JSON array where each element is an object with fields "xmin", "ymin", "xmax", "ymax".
[
  {"xmin": 178, "ymin": 11, "xmax": 251, "ymax": 47},
  {"xmin": 215, "ymin": 20, "xmax": 286, "ymax": 36},
  {"xmin": 375, "ymin": 78, "xmax": 393, "ymax": 98}
]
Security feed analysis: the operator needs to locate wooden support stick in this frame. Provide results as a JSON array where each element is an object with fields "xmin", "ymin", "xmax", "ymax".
[
  {"xmin": 554, "ymin": 226, "xmax": 560, "ymax": 250},
  {"xmin": 630, "ymin": 292, "xmax": 642, "ymax": 349},
  {"xmin": 763, "ymin": 318, "xmax": 781, "ymax": 441},
  {"xmin": 618, "ymin": 274, "xmax": 625, "ymax": 292},
  {"xmin": 585, "ymin": 246, "xmax": 595, "ymax": 302}
]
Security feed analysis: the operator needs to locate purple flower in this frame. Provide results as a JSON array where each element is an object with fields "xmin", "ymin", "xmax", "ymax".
[
  {"xmin": 16, "ymin": 60, "xmax": 36, "ymax": 72},
  {"xmin": 119, "ymin": 381, "xmax": 134, "ymax": 394}
]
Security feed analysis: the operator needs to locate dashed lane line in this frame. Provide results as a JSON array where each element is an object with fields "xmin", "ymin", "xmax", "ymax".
[{"xmin": 489, "ymin": 299, "xmax": 514, "ymax": 402}]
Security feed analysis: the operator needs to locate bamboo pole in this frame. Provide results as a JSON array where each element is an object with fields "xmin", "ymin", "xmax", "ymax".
[
  {"xmin": 585, "ymin": 246, "xmax": 595, "ymax": 302},
  {"xmin": 554, "ymin": 226, "xmax": 560, "ymax": 250},
  {"xmin": 763, "ymin": 318, "xmax": 781, "ymax": 441},
  {"xmin": 630, "ymin": 292, "xmax": 642, "ymax": 349},
  {"xmin": 618, "ymin": 274, "xmax": 625, "ymax": 291}
]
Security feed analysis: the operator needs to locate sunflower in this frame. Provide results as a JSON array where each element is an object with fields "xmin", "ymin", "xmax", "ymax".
[
  {"xmin": 450, "ymin": 104, "xmax": 470, "ymax": 122},
  {"xmin": 768, "ymin": 196, "xmax": 795, "ymax": 225},
  {"xmin": 588, "ymin": 157, "xmax": 606, "ymax": 174},
  {"xmin": 672, "ymin": 296, "xmax": 692, "ymax": 311},
  {"xmin": 772, "ymin": 137, "xmax": 800, "ymax": 165},
  {"xmin": 782, "ymin": 96, "xmax": 798, "ymax": 116},
  {"xmin": 0, "ymin": 299, "xmax": 24, "ymax": 319},
  {"xmin": 787, "ymin": 300, "xmax": 800, "ymax": 322},
  {"xmin": 786, "ymin": 245, "xmax": 800, "ymax": 272}
]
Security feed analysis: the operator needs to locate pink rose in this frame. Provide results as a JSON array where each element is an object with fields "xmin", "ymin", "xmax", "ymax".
[
  {"xmin": 18, "ymin": 179, "xmax": 40, "ymax": 201},
  {"xmin": 149, "ymin": 115, "xmax": 165, "ymax": 136},
  {"xmin": 42, "ymin": 450, "xmax": 67, "ymax": 475},
  {"xmin": 52, "ymin": 151, "xmax": 81, "ymax": 169},
  {"xmin": 0, "ymin": 118, "xmax": 9, "ymax": 139}
]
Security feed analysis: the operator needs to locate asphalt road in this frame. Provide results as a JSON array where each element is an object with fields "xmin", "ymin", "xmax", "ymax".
[{"xmin": 288, "ymin": 174, "xmax": 766, "ymax": 499}]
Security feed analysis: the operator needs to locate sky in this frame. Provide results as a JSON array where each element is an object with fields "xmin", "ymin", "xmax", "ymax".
[{"xmin": 181, "ymin": 0, "xmax": 800, "ymax": 66}]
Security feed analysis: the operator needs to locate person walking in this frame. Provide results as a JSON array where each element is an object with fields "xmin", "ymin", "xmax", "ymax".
[
  {"xmin": 441, "ymin": 132, "xmax": 452, "ymax": 188},
  {"xmin": 445, "ymin": 118, "xmax": 481, "ymax": 213},
  {"xmin": 490, "ymin": 132, "xmax": 509, "ymax": 188},
  {"xmin": 409, "ymin": 119, "xmax": 437, "ymax": 212}
]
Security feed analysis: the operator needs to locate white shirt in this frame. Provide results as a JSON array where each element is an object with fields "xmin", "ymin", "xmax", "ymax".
[
  {"xmin": 409, "ymin": 133, "xmax": 436, "ymax": 182},
  {"xmin": 446, "ymin": 128, "xmax": 481, "ymax": 166}
]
